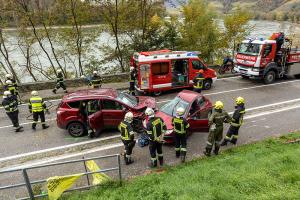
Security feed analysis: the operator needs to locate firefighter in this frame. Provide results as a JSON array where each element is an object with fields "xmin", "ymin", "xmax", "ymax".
[
  {"xmin": 193, "ymin": 69, "xmax": 204, "ymax": 93},
  {"xmin": 118, "ymin": 112, "xmax": 136, "ymax": 165},
  {"xmin": 203, "ymin": 101, "xmax": 231, "ymax": 156},
  {"xmin": 4, "ymin": 80, "xmax": 18, "ymax": 97},
  {"xmin": 145, "ymin": 107, "xmax": 167, "ymax": 167},
  {"xmin": 29, "ymin": 91, "xmax": 49, "ymax": 130},
  {"xmin": 52, "ymin": 69, "xmax": 67, "ymax": 94},
  {"xmin": 89, "ymin": 71, "xmax": 102, "ymax": 89},
  {"xmin": 221, "ymin": 97, "xmax": 246, "ymax": 146},
  {"xmin": 129, "ymin": 66, "xmax": 137, "ymax": 96},
  {"xmin": 2, "ymin": 91, "xmax": 23, "ymax": 132},
  {"xmin": 4, "ymin": 74, "xmax": 18, "ymax": 91},
  {"xmin": 172, "ymin": 107, "xmax": 190, "ymax": 163}
]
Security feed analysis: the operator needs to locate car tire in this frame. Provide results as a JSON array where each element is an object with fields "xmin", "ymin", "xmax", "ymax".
[
  {"xmin": 264, "ymin": 70, "xmax": 276, "ymax": 84},
  {"xmin": 294, "ymin": 74, "xmax": 300, "ymax": 79},
  {"xmin": 241, "ymin": 75, "xmax": 249, "ymax": 79},
  {"xmin": 68, "ymin": 122, "xmax": 85, "ymax": 137},
  {"xmin": 203, "ymin": 79, "xmax": 212, "ymax": 90}
]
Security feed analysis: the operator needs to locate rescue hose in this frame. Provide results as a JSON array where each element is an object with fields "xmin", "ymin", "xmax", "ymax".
[{"xmin": 25, "ymin": 101, "xmax": 54, "ymax": 120}]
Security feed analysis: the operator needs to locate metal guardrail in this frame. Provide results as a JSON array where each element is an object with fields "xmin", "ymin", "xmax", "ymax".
[{"xmin": 0, "ymin": 154, "xmax": 122, "ymax": 200}]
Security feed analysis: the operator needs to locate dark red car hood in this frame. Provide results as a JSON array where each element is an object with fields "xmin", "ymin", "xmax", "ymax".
[{"xmin": 135, "ymin": 96, "xmax": 156, "ymax": 110}]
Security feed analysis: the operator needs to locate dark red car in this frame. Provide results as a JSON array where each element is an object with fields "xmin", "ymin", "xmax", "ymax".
[
  {"xmin": 143, "ymin": 90, "xmax": 212, "ymax": 143},
  {"xmin": 57, "ymin": 88, "xmax": 156, "ymax": 137}
]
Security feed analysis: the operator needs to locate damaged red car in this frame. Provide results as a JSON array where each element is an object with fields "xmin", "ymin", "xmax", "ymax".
[
  {"xmin": 143, "ymin": 90, "xmax": 212, "ymax": 143},
  {"xmin": 57, "ymin": 88, "xmax": 155, "ymax": 137}
]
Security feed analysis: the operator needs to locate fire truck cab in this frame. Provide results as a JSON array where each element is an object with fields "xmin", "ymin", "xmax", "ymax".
[
  {"xmin": 234, "ymin": 32, "xmax": 300, "ymax": 84},
  {"xmin": 132, "ymin": 50, "xmax": 217, "ymax": 95}
]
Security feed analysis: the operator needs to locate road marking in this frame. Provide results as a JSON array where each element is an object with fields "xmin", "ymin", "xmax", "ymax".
[
  {"xmin": 0, "ymin": 135, "xmax": 120, "ymax": 163},
  {"xmin": 156, "ymin": 79, "xmax": 300, "ymax": 104},
  {"xmin": 4, "ymin": 102, "xmax": 300, "ymax": 171},
  {"xmin": 0, "ymin": 118, "xmax": 57, "ymax": 129}
]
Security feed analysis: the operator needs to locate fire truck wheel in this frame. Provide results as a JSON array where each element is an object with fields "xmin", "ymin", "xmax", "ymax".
[
  {"xmin": 203, "ymin": 79, "xmax": 212, "ymax": 90},
  {"xmin": 264, "ymin": 70, "xmax": 276, "ymax": 84},
  {"xmin": 153, "ymin": 91, "xmax": 162, "ymax": 96}
]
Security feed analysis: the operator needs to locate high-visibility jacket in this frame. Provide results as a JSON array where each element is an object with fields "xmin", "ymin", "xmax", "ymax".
[
  {"xmin": 2, "ymin": 96, "xmax": 18, "ymax": 113},
  {"xmin": 230, "ymin": 105, "xmax": 246, "ymax": 127},
  {"xmin": 172, "ymin": 116, "xmax": 189, "ymax": 134},
  {"xmin": 118, "ymin": 121, "xmax": 134, "ymax": 141},
  {"xmin": 29, "ymin": 96, "xmax": 46, "ymax": 112},
  {"xmin": 146, "ymin": 117, "xmax": 167, "ymax": 141},
  {"xmin": 193, "ymin": 73, "xmax": 204, "ymax": 89},
  {"xmin": 90, "ymin": 75, "xmax": 102, "ymax": 88}
]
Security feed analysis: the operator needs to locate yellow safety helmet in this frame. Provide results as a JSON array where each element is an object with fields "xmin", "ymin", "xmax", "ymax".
[
  {"xmin": 236, "ymin": 97, "xmax": 245, "ymax": 105},
  {"xmin": 214, "ymin": 101, "xmax": 224, "ymax": 110}
]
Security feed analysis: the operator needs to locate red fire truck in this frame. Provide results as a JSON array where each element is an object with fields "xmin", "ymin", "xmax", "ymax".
[
  {"xmin": 131, "ymin": 50, "xmax": 217, "ymax": 96},
  {"xmin": 234, "ymin": 32, "xmax": 300, "ymax": 84}
]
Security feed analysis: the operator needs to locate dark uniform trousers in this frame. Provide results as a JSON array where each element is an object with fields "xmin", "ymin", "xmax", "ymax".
[
  {"xmin": 149, "ymin": 140, "xmax": 163, "ymax": 162},
  {"xmin": 32, "ymin": 111, "xmax": 46, "ymax": 129},
  {"xmin": 122, "ymin": 139, "xmax": 135, "ymax": 157},
  {"xmin": 7, "ymin": 110, "xmax": 20, "ymax": 128},
  {"xmin": 175, "ymin": 133, "xmax": 187, "ymax": 156}
]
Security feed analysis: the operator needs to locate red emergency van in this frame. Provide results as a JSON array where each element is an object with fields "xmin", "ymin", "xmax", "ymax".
[{"xmin": 131, "ymin": 50, "xmax": 217, "ymax": 96}]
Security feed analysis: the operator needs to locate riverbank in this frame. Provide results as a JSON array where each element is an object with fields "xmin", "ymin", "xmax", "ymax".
[{"xmin": 62, "ymin": 132, "xmax": 300, "ymax": 200}]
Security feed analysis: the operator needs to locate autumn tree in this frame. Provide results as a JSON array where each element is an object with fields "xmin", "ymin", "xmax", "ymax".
[{"xmin": 223, "ymin": 7, "xmax": 253, "ymax": 57}]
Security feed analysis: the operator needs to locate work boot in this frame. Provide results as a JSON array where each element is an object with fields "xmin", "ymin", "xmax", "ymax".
[
  {"xmin": 214, "ymin": 146, "xmax": 220, "ymax": 155},
  {"xmin": 88, "ymin": 130, "xmax": 94, "ymax": 138},
  {"xmin": 230, "ymin": 138, "xmax": 237, "ymax": 145},
  {"xmin": 64, "ymin": 90, "xmax": 68, "ymax": 93},
  {"xmin": 158, "ymin": 157, "xmax": 164, "ymax": 166},
  {"xmin": 150, "ymin": 160, "xmax": 157, "ymax": 168},
  {"xmin": 52, "ymin": 89, "xmax": 56, "ymax": 94},
  {"xmin": 32, "ymin": 126, "xmax": 36, "ymax": 131},
  {"xmin": 203, "ymin": 147, "xmax": 212, "ymax": 157},
  {"xmin": 176, "ymin": 151, "xmax": 180, "ymax": 158},
  {"xmin": 42, "ymin": 125, "xmax": 49, "ymax": 129},
  {"xmin": 15, "ymin": 126, "xmax": 23, "ymax": 132},
  {"xmin": 221, "ymin": 139, "xmax": 228, "ymax": 146},
  {"xmin": 181, "ymin": 151, "xmax": 186, "ymax": 163},
  {"xmin": 126, "ymin": 157, "xmax": 134, "ymax": 165}
]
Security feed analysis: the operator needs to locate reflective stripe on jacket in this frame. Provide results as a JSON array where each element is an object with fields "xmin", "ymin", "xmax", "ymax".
[
  {"xmin": 29, "ymin": 96, "xmax": 45, "ymax": 112},
  {"xmin": 172, "ymin": 117, "xmax": 190, "ymax": 134},
  {"xmin": 119, "ymin": 121, "xmax": 134, "ymax": 141}
]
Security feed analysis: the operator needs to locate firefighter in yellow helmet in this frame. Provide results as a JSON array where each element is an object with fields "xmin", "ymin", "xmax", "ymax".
[
  {"xmin": 118, "ymin": 112, "xmax": 136, "ymax": 165},
  {"xmin": 193, "ymin": 69, "xmax": 204, "ymax": 93},
  {"xmin": 204, "ymin": 101, "xmax": 231, "ymax": 156},
  {"xmin": 221, "ymin": 97, "xmax": 246, "ymax": 146},
  {"xmin": 172, "ymin": 107, "xmax": 190, "ymax": 162},
  {"xmin": 29, "ymin": 91, "xmax": 49, "ymax": 130}
]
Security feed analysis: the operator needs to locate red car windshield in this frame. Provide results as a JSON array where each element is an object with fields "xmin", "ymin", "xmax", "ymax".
[
  {"xmin": 160, "ymin": 97, "xmax": 189, "ymax": 117},
  {"xmin": 116, "ymin": 92, "xmax": 138, "ymax": 107}
]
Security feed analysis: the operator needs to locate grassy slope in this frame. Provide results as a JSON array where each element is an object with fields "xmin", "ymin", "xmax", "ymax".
[{"xmin": 63, "ymin": 134, "xmax": 300, "ymax": 200}]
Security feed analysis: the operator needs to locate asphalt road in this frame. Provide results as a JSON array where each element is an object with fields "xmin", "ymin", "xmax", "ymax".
[
  {"xmin": 1, "ymin": 76, "xmax": 300, "ymax": 199},
  {"xmin": 1, "ymin": 77, "xmax": 300, "ymax": 158}
]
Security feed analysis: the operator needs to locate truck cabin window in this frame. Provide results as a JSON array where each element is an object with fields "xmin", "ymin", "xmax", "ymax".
[
  {"xmin": 151, "ymin": 62, "xmax": 169, "ymax": 75},
  {"xmin": 238, "ymin": 43, "xmax": 262, "ymax": 56},
  {"xmin": 263, "ymin": 44, "xmax": 272, "ymax": 57},
  {"xmin": 192, "ymin": 60, "xmax": 205, "ymax": 70}
]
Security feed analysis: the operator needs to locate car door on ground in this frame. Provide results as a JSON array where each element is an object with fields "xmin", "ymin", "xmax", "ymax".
[
  {"xmin": 100, "ymin": 99, "xmax": 125, "ymax": 128},
  {"xmin": 187, "ymin": 96, "xmax": 211, "ymax": 132}
]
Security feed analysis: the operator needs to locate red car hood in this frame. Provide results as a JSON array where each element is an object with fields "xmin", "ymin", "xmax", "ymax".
[
  {"xmin": 136, "ymin": 96, "xmax": 156, "ymax": 109},
  {"xmin": 155, "ymin": 111, "xmax": 173, "ymax": 130}
]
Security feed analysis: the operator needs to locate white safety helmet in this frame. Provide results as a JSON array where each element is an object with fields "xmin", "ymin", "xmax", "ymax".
[
  {"xmin": 130, "ymin": 67, "xmax": 135, "ymax": 72},
  {"xmin": 3, "ymin": 91, "xmax": 11, "ymax": 98},
  {"xmin": 124, "ymin": 112, "xmax": 134, "ymax": 123},
  {"xmin": 145, "ymin": 107, "xmax": 155, "ymax": 118},
  {"xmin": 93, "ymin": 71, "xmax": 98, "ymax": 75},
  {"xmin": 57, "ymin": 69, "xmax": 62, "ymax": 73},
  {"xmin": 31, "ymin": 91, "xmax": 38, "ymax": 96},
  {"xmin": 176, "ymin": 107, "xmax": 185, "ymax": 116},
  {"xmin": 5, "ymin": 80, "xmax": 12, "ymax": 85},
  {"xmin": 5, "ymin": 74, "xmax": 12, "ymax": 79}
]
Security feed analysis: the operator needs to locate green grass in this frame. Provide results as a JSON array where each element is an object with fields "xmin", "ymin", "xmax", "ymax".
[{"xmin": 62, "ymin": 133, "xmax": 300, "ymax": 200}]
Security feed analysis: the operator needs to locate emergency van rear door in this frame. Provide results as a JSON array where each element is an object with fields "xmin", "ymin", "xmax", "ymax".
[{"xmin": 151, "ymin": 61, "xmax": 171, "ymax": 90}]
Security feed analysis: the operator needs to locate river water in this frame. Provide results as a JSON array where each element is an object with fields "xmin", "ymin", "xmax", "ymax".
[{"xmin": 1, "ymin": 20, "xmax": 299, "ymax": 83}]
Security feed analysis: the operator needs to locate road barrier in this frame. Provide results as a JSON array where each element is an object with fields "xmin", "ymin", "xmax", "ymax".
[{"xmin": 0, "ymin": 154, "xmax": 122, "ymax": 200}]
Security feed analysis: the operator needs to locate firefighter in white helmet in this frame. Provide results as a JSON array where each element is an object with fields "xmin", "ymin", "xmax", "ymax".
[
  {"xmin": 52, "ymin": 69, "xmax": 67, "ymax": 94},
  {"xmin": 118, "ymin": 112, "xmax": 136, "ymax": 165},
  {"xmin": 129, "ymin": 66, "xmax": 137, "ymax": 96},
  {"xmin": 172, "ymin": 107, "xmax": 190, "ymax": 162},
  {"xmin": 89, "ymin": 71, "xmax": 102, "ymax": 89},
  {"xmin": 29, "ymin": 91, "xmax": 49, "ymax": 130},
  {"xmin": 145, "ymin": 107, "xmax": 166, "ymax": 167},
  {"xmin": 2, "ymin": 91, "xmax": 23, "ymax": 132},
  {"xmin": 204, "ymin": 101, "xmax": 231, "ymax": 156}
]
